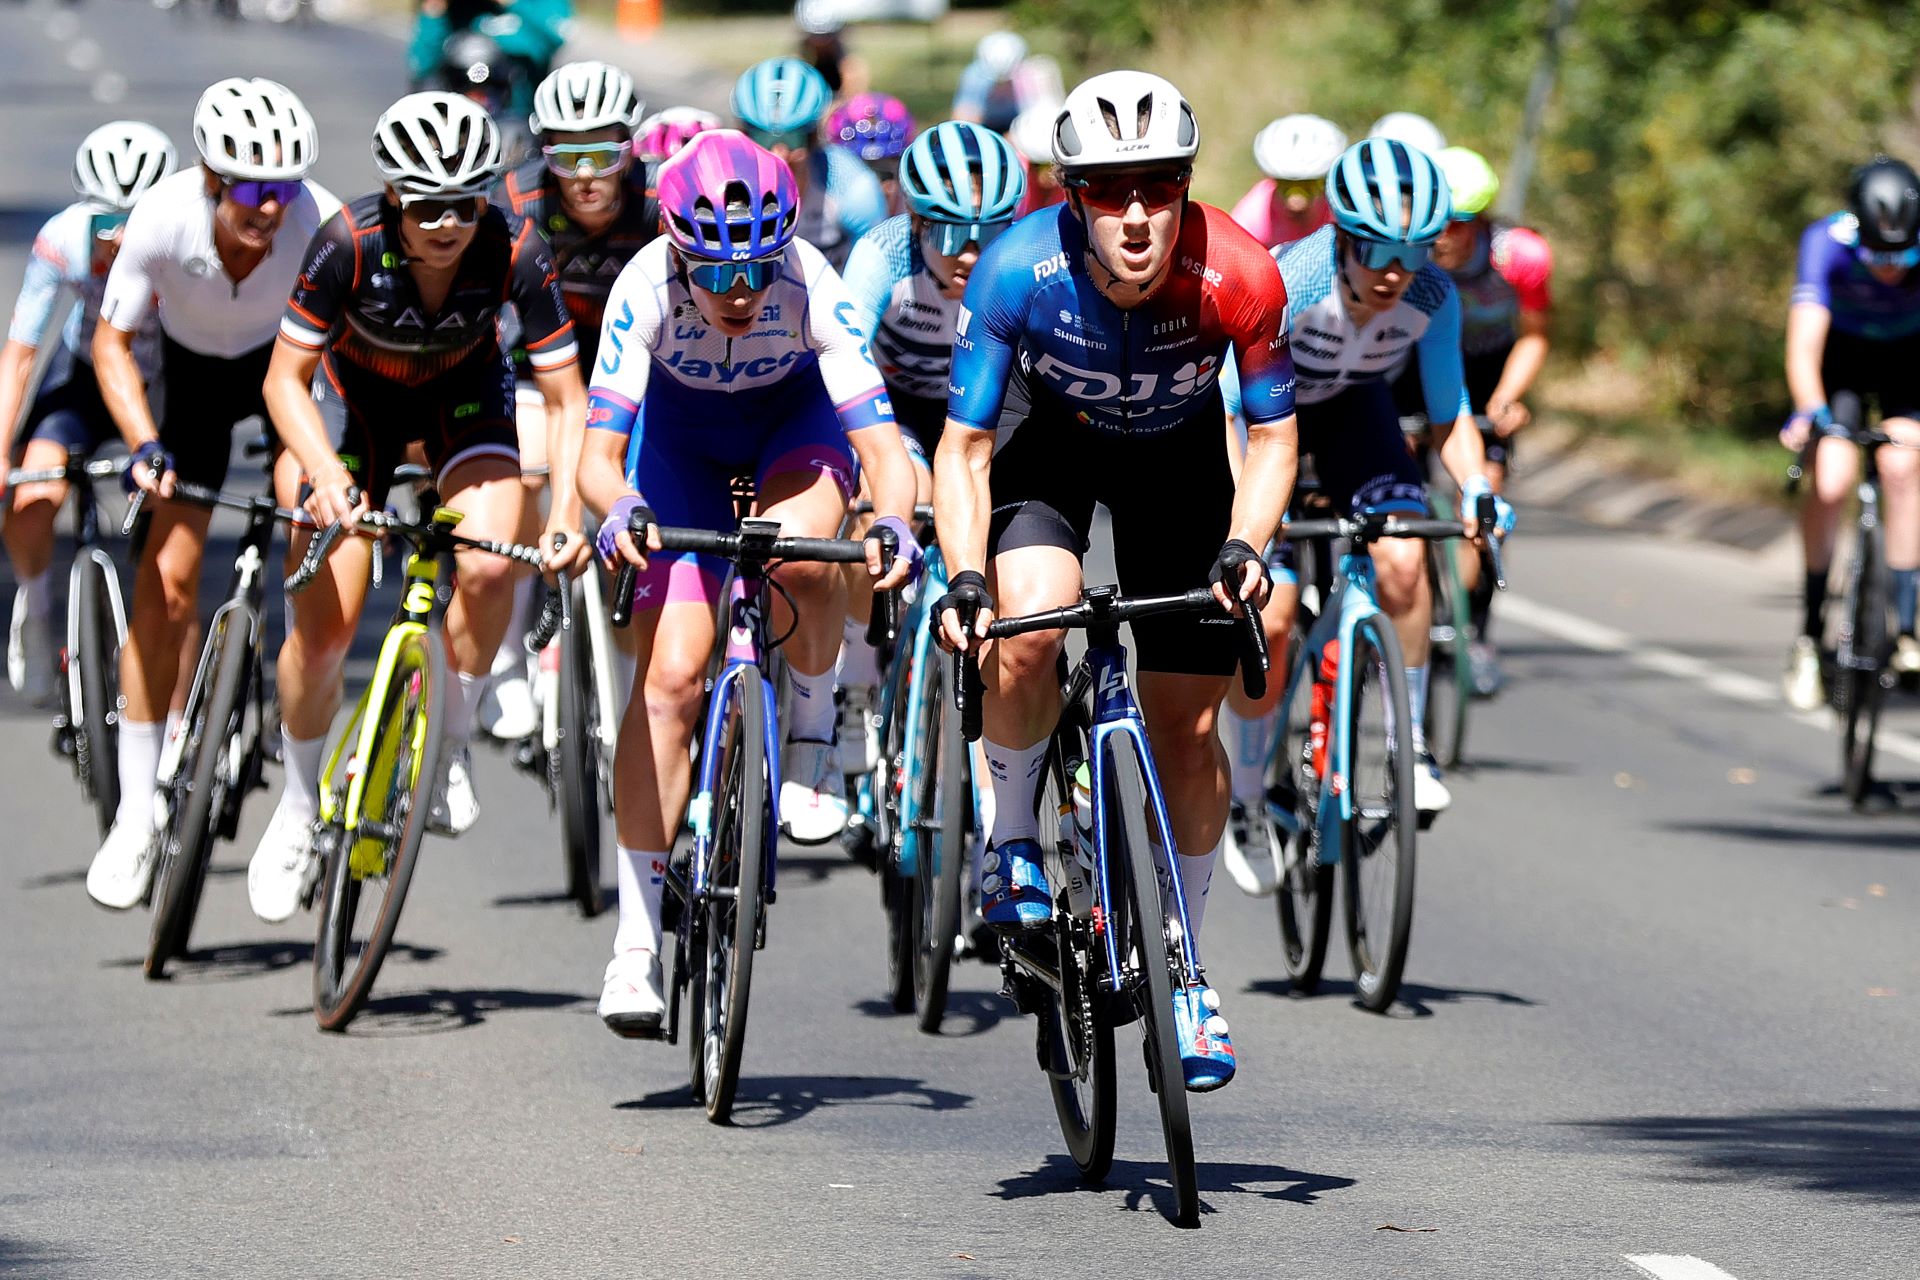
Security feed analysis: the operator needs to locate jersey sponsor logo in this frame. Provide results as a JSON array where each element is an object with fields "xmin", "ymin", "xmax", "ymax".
[
  {"xmin": 1267, "ymin": 376, "xmax": 1296, "ymax": 399},
  {"xmin": 892, "ymin": 313, "xmax": 945, "ymax": 335},
  {"xmin": 661, "ymin": 347, "xmax": 805, "ymax": 383},
  {"xmin": 673, "ymin": 323, "xmax": 708, "ymax": 340},
  {"xmin": 760, "ymin": 303, "xmax": 781, "ymax": 321},
  {"xmin": 1032, "ymin": 250, "xmax": 1070, "ymax": 282},
  {"xmin": 1169, "ymin": 357, "xmax": 1218, "ymax": 397},
  {"xmin": 1179, "ymin": 256, "xmax": 1223, "ymax": 287},
  {"xmin": 955, "ymin": 305, "xmax": 973, "ymax": 337},
  {"xmin": 1032, "ymin": 352, "xmax": 1217, "ymax": 402},
  {"xmin": 1050, "ymin": 326, "xmax": 1108, "ymax": 351},
  {"xmin": 600, "ymin": 300, "xmax": 635, "ymax": 375},
  {"xmin": 1152, "ymin": 316, "xmax": 1189, "ymax": 336},
  {"xmin": 1378, "ymin": 326, "xmax": 1410, "ymax": 341}
]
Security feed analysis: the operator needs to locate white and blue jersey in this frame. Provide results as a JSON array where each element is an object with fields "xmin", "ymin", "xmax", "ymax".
[
  {"xmin": 798, "ymin": 145, "xmax": 891, "ymax": 271},
  {"xmin": 8, "ymin": 201, "xmax": 161, "ymax": 379},
  {"xmin": 840, "ymin": 214, "xmax": 963, "ymax": 443}
]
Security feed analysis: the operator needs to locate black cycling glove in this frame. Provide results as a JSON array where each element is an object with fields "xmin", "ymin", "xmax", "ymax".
[
  {"xmin": 935, "ymin": 570, "xmax": 995, "ymax": 632},
  {"xmin": 1209, "ymin": 538, "xmax": 1267, "ymax": 602}
]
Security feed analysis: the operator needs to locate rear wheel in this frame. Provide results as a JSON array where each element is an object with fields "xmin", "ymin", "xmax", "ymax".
[
  {"xmin": 1340, "ymin": 616, "xmax": 1417, "ymax": 1013},
  {"xmin": 913, "ymin": 651, "xmax": 968, "ymax": 1033},
  {"xmin": 1423, "ymin": 527, "xmax": 1473, "ymax": 769},
  {"xmin": 145, "ymin": 612, "xmax": 252, "ymax": 978},
  {"xmin": 1274, "ymin": 627, "xmax": 1333, "ymax": 992},
  {"xmin": 557, "ymin": 581, "xmax": 607, "ymax": 916},
  {"xmin": 72, "ymin": 555, "xmax": 121, "ymax": 837},
  {"xmin": 1839, "ymin": 526, "xmax": 1888, "ymax": 809},
  {"xmin": 1109, "ymin": 734, "xmax": 1199, "ymax": 1229},
  {"xmin": 313, "ymin": 632, "xmax": 445, "ymax": 1031}
]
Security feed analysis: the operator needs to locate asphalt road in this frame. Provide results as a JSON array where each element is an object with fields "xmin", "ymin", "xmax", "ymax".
[{"xmin": 3, "ymin": 5, "xmax": 1918, "ymax": 1277}]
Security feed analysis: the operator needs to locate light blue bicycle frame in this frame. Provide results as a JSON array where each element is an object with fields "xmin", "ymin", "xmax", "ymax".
[{"xmin": 684, "ymin": 572, "xmax": 783, "ymax": 903}]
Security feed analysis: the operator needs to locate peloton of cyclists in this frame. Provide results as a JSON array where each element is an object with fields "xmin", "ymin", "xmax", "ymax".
[{"xmin": 730, "ymin": 56, "xmax": 887, "ymax": 270}]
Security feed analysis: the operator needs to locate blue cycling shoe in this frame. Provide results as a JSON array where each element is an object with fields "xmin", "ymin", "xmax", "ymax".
[
  {"xmin": 980, "ymin": 838, "xmax": 1052, "ymax": 932},
  {"xmin": 1172, "ymin": 984, "xmax": 1236, "ymax": 1091}
]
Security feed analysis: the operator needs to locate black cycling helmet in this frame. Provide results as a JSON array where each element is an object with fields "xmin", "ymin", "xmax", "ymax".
[{"xmin": 1848, "ymin": 156, "xmax": 1920, "ymax": 251}]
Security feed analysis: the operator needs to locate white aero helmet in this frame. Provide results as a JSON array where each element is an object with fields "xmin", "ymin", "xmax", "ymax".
[
  {"xmin": 193, "ymin": 77, "xmax": 317, "ymax": 181},
  {"xmin": 1366, "ymin": 111, "xmax": 1446, "ymax": 157},
  {"xmin": 373, "ymin": 92, "xmax": 503, "ymax": 198},
  {"xmin": 1252, "ymin": 113, "xmax": 1346, "ymax": 181},
  {"xmin": 74, "ymin": 121, "xmax": 177, "ymax": 211},
  {"xmin": 1008, "ymin": 103, "xmax": 1058, "ymax": 165},
  {"xmin": 1051, "ymin": 69, "xmax": 1198, "ymax": 172},
  {"xmin": 976, "ymin": 30, "xmax": 1028, "ymax": 79},
  {"xmin": 530, "ymin": 60, "xmax": 644, "ymax": 136}
]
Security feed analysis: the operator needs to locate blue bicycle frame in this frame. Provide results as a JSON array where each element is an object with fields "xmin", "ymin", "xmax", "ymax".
[{"xmin": 891, "ymin": 544, "xmax": 949, "ymax": 881}]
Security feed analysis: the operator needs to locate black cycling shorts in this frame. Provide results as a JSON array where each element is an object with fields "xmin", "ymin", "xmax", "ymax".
[
  {"xmin": 158, "ymin": 337, "xmax": 275, "ymax": 489},
  {"xmin": 1392, "ymin": 346, "xmax": 1517, "ymax": 465},
  {"xmin": 17, "ymin": 345, "xmax": 116, "ymax": 460},
  {"xmin": 1824, "ymin": 329, "xmax": 1920, "ymax": 426},
  {"xmin": 314, "ymin": 347, "xmax": 519, "ymax": 506},
  {"xmin": 890, "ymin": 391, "xmax": 947, "ymax": 463},
  {"xmin": 1298, "ymin": 380, "xmax": 1429, "ymax": 517},
  {"xmin": 984, "ymin": 385, "xmax": 1242, "ymax": 677}
]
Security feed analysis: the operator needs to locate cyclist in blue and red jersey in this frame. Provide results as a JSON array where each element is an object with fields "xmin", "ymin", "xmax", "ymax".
[
  {"xmin": 1780, "ymin": 157, "xmax": 1920, "ymax": 711},
  {"xmin": 578, "ymin": 130, "xmax": 919, "ymax": 1034},
  {"xmin": 932, "ymin": 71, "xmax": 1299, "ymax": 1091}
]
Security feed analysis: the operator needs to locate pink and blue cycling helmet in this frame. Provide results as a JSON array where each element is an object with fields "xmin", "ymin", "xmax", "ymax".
[
  {"xmin": 827, "ymin": 93, "xmax": 915, "ymax": 162},
  {"xmin": 656, "ymin": 128, "xmax": 800, "ymax": 261}
]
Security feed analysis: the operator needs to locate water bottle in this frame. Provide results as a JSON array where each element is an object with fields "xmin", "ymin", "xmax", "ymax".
[
  {"xmin": 1308, "ymin": 639, "xmax": 1340, "ymax": 777},
  {"xmin": 1063, "ymin": 758, "xmax": 1096, "ymax": 916}
]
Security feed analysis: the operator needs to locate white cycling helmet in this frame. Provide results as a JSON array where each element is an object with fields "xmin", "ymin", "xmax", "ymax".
[
  {"xmin": 74, "ymin": 121, "xmax": 176, "ymax": 211},
  {"xmin": 793, "ymin": 0, "xmax": 842, "ymax": 36},
  {"xmin": 373, "ymin": 92, "xmax": 502, "ymax": 198},
  {"xmin": 976, "ymin": 31, "xmax": 1028, "ymax": 79},
  {"xmin": 1007, "ymin": 104, "xmax": 1058, "ymax": 165},
  {"xmin": 192, "ymin": 77, "xmax": 317, "ymax": 181},
  {"xmin": 1052, "ymin": 69, "xmax": 1198, "ymax": 172},
  {"xmin": 1252, "ymin": 113, "xmax": 1346, "ymax": 181},
  {"xmin": 1367, "ymin": 111, "xmax": 1446, "ymax": 157},
  {"xmin": 529, "ymin": 61, "xmax": 644, "ymax": 136}
]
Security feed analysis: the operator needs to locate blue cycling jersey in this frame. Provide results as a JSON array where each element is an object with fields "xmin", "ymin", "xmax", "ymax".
[
  {"xmin": 840, "ymin": 214, "xmax": 961, "ymax": 403},
  {"xmin": 1793, "ymin": 213, "xmax": 1920, "ymax": 341}
]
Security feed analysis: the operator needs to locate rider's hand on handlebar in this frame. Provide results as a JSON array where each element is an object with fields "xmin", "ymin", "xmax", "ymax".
[
  {"xmin": 1209, "ymin": 539, "xmax": 1270, "ymax": 616},
  {"xmin": 934, "ymin": 570, "xmax": 995, "ymax": 653},
  {"xmin": 305, "ymin": 463, "xmax": 365, "ymax": 528},
  {"xmin": 128, "ymin": 440, "xmax": 174, "ymax": 498},
  {"xmin": 1460, "ymin": 475, "xmax": 1515, "ymax": 542},
  {"xmin": 1780, "ymin": 404, "xmax": 1833, "ymax": 452},
  {"xmin": 542, "ymin": 521, "xmax": 593, "ymax": 579},
  {"xmin": 865, "ymin": 514, "xmax": 921, "ymax": 591},
  {"xmin": 596, "ymin": 496, "xmax": 658, "ymax": 570},
  {"xmin": 1487, "ymin": 398, "xmax": 1530, "ymax": 437}
]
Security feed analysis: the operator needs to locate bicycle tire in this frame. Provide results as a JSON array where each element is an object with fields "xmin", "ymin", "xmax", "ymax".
[
  {"xmin": 558, "ymin": 581, "xmax": 606, "ymax": 916},
  {"xmin": 1274, "ymin": 626, "xmax": 1333, "ymax": 991},
  {"xmin": 1424, "ymin": 534, "xmax": 1473, "ymax": 769},
  {"xmin": 1110, "ymin": 733, "xmax": 1199, "ymax": 1228},
  {"xmin": 1840, "ymin": 522, "xmax": 1888, "ymax": 809},
  {"xmin": 914, "ymin": 650, "xmax": 968, "ymax": 1033},
  {"xmin": 145, "ymin": 611, "xmax": 252, "ymax": 978},
  {"xmin": 313, "ymin": 631, "xmax": 446, "ymax": 1031},
  {"xmin": 1340, "ymin": 616, "xmax": 1417, "ymax": 1013},
  {"xmin": 692, "ymin": 675, "xmax": 768, "ymax": 1123},
  {"xmin": 879, "ymin": 636, "xmax": 916, "ymax": 1013},
  {"xmin": 73, "ymin": 555, "xmax": 120, "ymax": 837}
]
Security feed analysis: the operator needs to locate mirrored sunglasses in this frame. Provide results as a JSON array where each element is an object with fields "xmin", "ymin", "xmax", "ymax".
[
  {"xmin": 1349, "ymin": 236, "xmax": 1432, "ymax": 272},
  {"xmin": 398, "ymin": 193, "xmax": 484, "ymax": 230},
  {"xmin": 224, "ymin": 179, "xmax": 304, "ymax": 209},
  {"xmin": 543, "ymin": 140, "xmax": 634, "ymax": 178},
  {"xmin": 1860, "ymin": 245, "xmax": 1920, "ymax": 271},
  {"xmin": 685, "ymin": 254, "xmax": 785, "ymax": 294},
  {"xmin": 744, "ymin": 126, "xmax": 813, "ymax": 152},
  {"xmin": 1066, "ymin": 167, "xmax": 1191, "ymax": 212},
  {"xmin": 921, "ymin": 218, "xmax": 1011, "ymax": 257}
]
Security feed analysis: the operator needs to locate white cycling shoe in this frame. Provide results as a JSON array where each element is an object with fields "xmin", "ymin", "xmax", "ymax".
[
  {"xmin": 1782, "ymin": 636, "xmax": 1825, "ymax": 712},
  {"xmin": 8, "ymin": 595, "xmax": 57, "ymax": 707},
  {"xmin": 428, "ymin": 745, "xmax": 479, "ymax": 836},
  {"xmin": 780, "ymin": 738, "xmax": 848, "ymax": 844},
  {"xmin": 1413, "ymin": 748, "xmax": 1452, "ymax": 816},
  {"xmin": 479, "ymin": 667, "xmax": 539, "ymax": 742},
  {"xmin": 1220, "ymin": 798, "xmax": 1280, "ymax": 896},
  {"xmin": 599, "ymin": 950, "xmax": 666, "ymax": 1037},
  {"xmin": 247, "ymin": 801, "xmax": 317, "ymax": 924},
  {"xmin": 86, "ymin": 820, "xmax": 158, "ymax": 910}
]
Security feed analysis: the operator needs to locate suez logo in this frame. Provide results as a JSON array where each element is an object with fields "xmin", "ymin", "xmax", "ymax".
[
  {"xmin": 1031, "ymin": 353, "xmax": 1220, "ymax": 401},
  {"xmin": 1178, "ymin": 256, "xmax": 1223, "ymax": 287}
]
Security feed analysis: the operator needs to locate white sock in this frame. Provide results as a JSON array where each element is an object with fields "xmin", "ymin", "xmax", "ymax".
[
  {"xmin": 836, "ymin": 613, "xmax": 881, "ymax": 691},
  {"xmin": 786, "ymin": 665, "xmax": 835, "ymax": 743},
  {"xmin": 1221, "ymin": 705, "xmax": 1279, "ymax": 804},
  {"xmin": 491, "ymin": 576, "xmax": 536, "ymax": 677},
  {"xmin": 613, "ymin": 843, "xmax": 667, "ymax": 956},
  {"xmin": 1405, "ymin": 666, "xmax": 1428, "ymax": 747},
  {"xmin": 279, "ymin": 729, "xmax": 326, "ymax": 826},
  {"xmin": 165, "ymin": 709, "xmax": 182, "ymax": 746},
  {"xmin": 982, "ymin": 736, "xmax": 1047, "ymax": 846},
  {"xmin": 20, "ymin": 569, "xmax": 52, "ymax": 619},
  {"xmin": 114, "ymin": 720, "xmax": 164, "ymax": 832},
  {"xmin": 445, "ymin": 670, "xmax": 481, "ymax": 745},
  {"xmin": 1180, "ymin": 838, "xmax": 1221, "ymax": 940}
]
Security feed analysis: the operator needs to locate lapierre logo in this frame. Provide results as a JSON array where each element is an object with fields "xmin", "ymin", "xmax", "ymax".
[
  {"xmin": 1033, "ymin": 250, "xmax": 1070, "ymax": 282},
  {"xmin": 1179, "ymin": 256, "xmax": 1223, "ymax": 287}
]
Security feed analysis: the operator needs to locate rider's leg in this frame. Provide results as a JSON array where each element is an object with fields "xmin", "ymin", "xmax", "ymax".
[
  {"xmin": 1802, "ymin": 432, "xmax": 1858, "ymax": 639},
  {"xmin": 114, "ymin": 502, "xmax": 212, "ymax": 827},
  {"xmin": 479, "ymin": 391, "xmax": 550, "ymax": 738},
  {"xmin": 981, "ymin": 543, "xmax": 1082, "ymax": 839},
  {"xmin": 1138, "ymin": 670, "xmax": 1236, "ymax": 938},
  {"xmin": 6, "ymin": 437, "xmax": 72, "ymax": 700},
  {"xmin": 1878, "ymin": 417, "xmax": 1920, "ymax": 640},
  {"xmin": 439, "ymin": 455, "xmax": 529, "ymax": 746},
  {"xmin": 272, "ymin": 529, "xmax": 376, "ymax": 817}
]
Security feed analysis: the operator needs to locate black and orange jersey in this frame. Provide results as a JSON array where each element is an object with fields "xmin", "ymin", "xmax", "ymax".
[
  {"xmin": 280, "ymin": 192, "xmax": 577, "ymax": 387},
  {"xmin": 494, "ymin": 156, "xmax": 661, "ymax": 368}
]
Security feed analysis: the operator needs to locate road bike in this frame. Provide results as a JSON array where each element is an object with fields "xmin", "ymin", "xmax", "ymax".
[
  {"xmin": 957, "ymin": 584, "xmax": 1267, "ymax": 1229},
  {"xmin": 1422, "ymin": 484, "xmax": 1476, "ymax": 768},
  {"xmin": 1269, "ymin": 504, "xmax": 1501, "ymax": 1012},
  {"xmin": 8, "ymin": 453, "xmax": 130, "ymax": 835},
  {"xmin": 143, "ymin": 476, "xmax": 303, "ymax": 978},
  {"xmin": 606, "ymin": 511, "xmax": 897, "ymax": 1123},
  {"xmin": 286, "ymin": 501, "xmax": 550, "ymax": 1031}
]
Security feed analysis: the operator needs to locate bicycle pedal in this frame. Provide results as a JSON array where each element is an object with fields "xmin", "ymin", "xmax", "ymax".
[{"xmin": 1416, "ymin": 809, "xmax": 1437, "ymax": 833}]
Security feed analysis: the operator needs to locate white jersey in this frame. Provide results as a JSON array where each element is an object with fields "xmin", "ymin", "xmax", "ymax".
[
  {"xmin": 588, "ymin": 236, "xmax": 892, "ymax": 432},
  {"xmin": 7, "ymin": 202, "xmax": 162, "ymax": 380},
  {"xmin": 99, "ymin": 167, "xmax": 340, "ymax": 360}
]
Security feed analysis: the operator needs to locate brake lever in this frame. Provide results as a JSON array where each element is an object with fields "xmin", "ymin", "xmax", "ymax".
[
  {"xmin": 1236, "ymin": 595, "xmax": 1269, "ymax": 701},
  {"xmin": 864, "ymin": 522, "xmax": 900, "ymax": 649},
  {"xmin": 610, "ymin": 506, "xmax": 650, "ymax": 629},
  {"xmin": 1476, "ymin": 493, "xmax": 1509, "ymax": 591}
]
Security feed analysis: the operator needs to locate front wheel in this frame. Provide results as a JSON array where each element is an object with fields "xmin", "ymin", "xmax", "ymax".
[
  {"xmin": 912, "ymin": 651, "xmax": 969, "ymax": 1033},
  {"xmin": 72, "ymin": 553, "xmax": 122, "ymax": 837},
  {"xmin": 1274, "ymin": 627, "xmax": 1332, "ymax": 991},
  {"xmin": 1340, "ymin": 616, "xmax": 1417, "ymax": 1013},
  {"xmin": 557, "ymin": 581, "xmax": 608, "ymax": 916},
  {"xmin": 1423, "ymin": 530, "xmax": 1474, "ymax": 769},
  {"xmin": 312, "ymin": 631, "xmax": 446, "ymax": 1031},
  {"xmin": 1839, "ymin": 529, "xmax": 1888, "ymax": 809}
]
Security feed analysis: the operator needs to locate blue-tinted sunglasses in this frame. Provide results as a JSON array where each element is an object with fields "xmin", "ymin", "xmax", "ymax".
[
  {"xmin": 223, "ymin": 179, "xmax": 304, "ymax": 209},
  {"xmin": 1348, "ymin": 235, "xmax": 1432, "ymax": 272},
  {"xmin": 1860, "ymin": 245, "xmax": 1920, "ymax": 270},
  {"xmin": 684, "ymin": 253, "xmax": 785, "ymax": 293},
  {"xmin": 921, "ymin": 218, "xmax": 1011, "ymax": 257}
]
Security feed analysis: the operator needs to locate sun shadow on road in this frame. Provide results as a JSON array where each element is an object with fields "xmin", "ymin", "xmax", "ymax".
[
  {"xmin": 270, "ymin": 985, "xmax": 589, "ymax": 1035},
  {"xmin": 616, "ymin": 1074, "xmax": 972, "ymax": 1128},
  {"xmin": 851, "ymin": 987, "xmax": 1012, "ymax": 1036},
  {"xmin": 1573, "ymin": 1107, "xmax": 1920, "ymax": 1203},
  {"xmin": 1245, "ymin": 976, "xmax": 1537, "ymax": 1018},
  {"xmin": 775, "ymin": 851, "xmax": 873, "ymax": 883},
  {"xmin": 991, "ymin": 1152, "xmax": 1356, "ymax": 1222},
  {"xmin": 0, "ymin": 1235, "xmax": 87, "ymax": 1279},
  {"xmin": 20, "ymin": 868, "xmax": 87, "ymax": 890},
  {"xmin": 1661, "ymin": 816, "xmax": 1920, "ymax": 850},
  {"xmin": 105, "ymin": 938, "xmax": 444, "ymax": 983},
  {"xmin": 491, "ymin": 888, "xmax": 601, "ymax": 910}
]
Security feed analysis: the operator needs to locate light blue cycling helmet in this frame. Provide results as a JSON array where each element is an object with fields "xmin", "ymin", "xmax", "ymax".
[
  {"xmin": 1326, "ymin": 137, "xmax": 1452, "ymax": 244},
  {"xmin": 900, "ymin": 121, "xmax": 1025, "ymax": 222},
  {"xmin": 731, "ymin": 57, "xmax": 832, "ymax": 135}
]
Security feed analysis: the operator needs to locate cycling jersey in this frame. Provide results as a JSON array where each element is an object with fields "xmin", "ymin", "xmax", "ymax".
[
  {"xmin": 1227, "ymin": 181, "xmax": 1333, "ymax": 252},
  {"xmin": 9, "ymin": 202, "xmax": 161, "ymax": 380},
  {"xmin": 840, "ymin": 213, "xmax": 963, "ymax": 441},
  {"xmin": 1448, "ymin": 220, "xmax": 1552, "ymax": 358},
  {"xmin": 278, "ymin": 193, "xmax": 576, "ymax": 386},
  {"xmin": 798, "ymin": 146, "xmax": 890, "ymax": 270},
  {"xmin": 99, "ymin": 167, "xmax": 340, "ymax": 358},
  {"xmin": 1793, "ymin": 212, "xmax": 1920, "ymax": 341},
  {"xmin": 947, "ymin": 201, "xmax": 1297, "ymax": 438},
  {"xmin": 494, "ymin": 155, "xmax": 662, "ymax": 371},
  {"xmin": 951, "ymin": 60, "xmax": 1024, "ymax": 134}
]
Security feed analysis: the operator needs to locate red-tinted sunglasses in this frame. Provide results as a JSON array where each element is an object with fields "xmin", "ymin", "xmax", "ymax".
[{"xmin": 1066, "ymin": 167, "xmax": 1192, "ymax": 212}]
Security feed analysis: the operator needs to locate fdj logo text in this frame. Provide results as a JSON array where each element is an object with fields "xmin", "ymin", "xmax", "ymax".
[
  {"xmin": 1032, "ymin": 251, "xmax": 1070, "ymax": 282},
  {"xmin": 1032, "ymin": 354, "xmax": 1220, "ymax": 402}
]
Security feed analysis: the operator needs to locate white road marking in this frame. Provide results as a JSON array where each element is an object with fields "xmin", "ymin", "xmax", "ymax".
[
  {"xmin": 1625, "ymin": 1254, "xmax": 1743, "ymax": 1280},
  {"xmin": 1503, "ymin": 594, "xmax": 1920, "ymax": 766}
]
